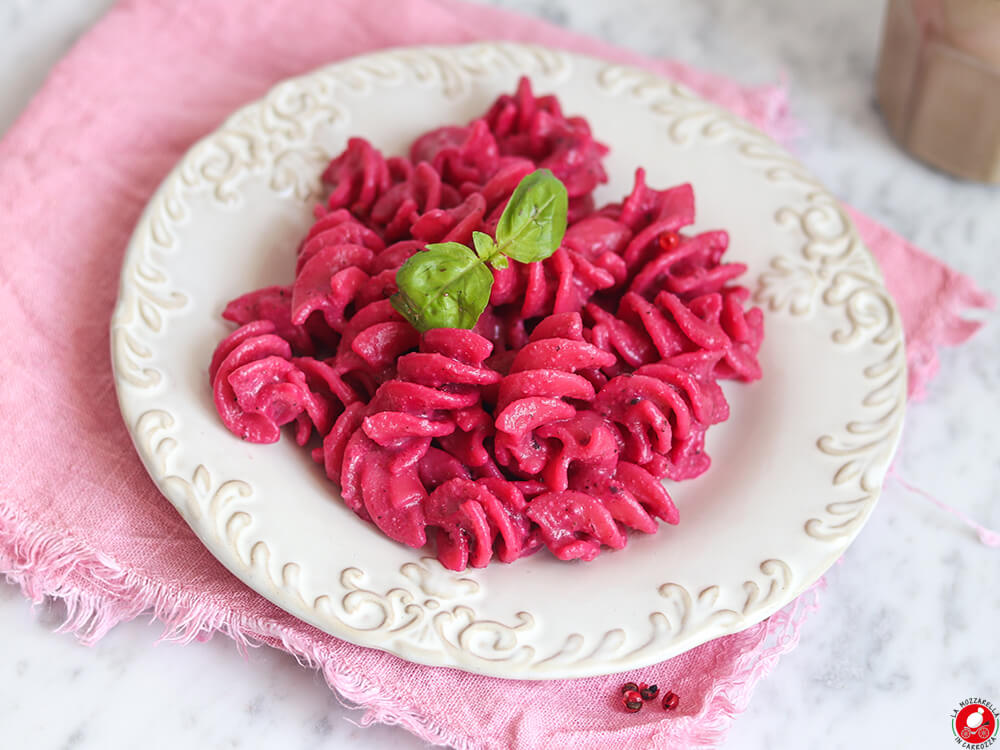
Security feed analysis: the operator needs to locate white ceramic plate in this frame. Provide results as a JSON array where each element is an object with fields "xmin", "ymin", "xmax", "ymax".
[{"xmin": 111, "ymin": 43, "xmax": 906, "ymax": 679}]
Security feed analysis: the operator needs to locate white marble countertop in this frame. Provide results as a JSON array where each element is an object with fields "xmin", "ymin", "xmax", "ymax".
[{"xmin": 2, "ymin": 1, "xmax": 997, "ymax": 748}]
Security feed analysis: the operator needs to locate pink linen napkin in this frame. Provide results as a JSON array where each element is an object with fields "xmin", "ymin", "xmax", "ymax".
[{"xmin": 0, "ymin": 1, "xmax": 993, "ymax": 748}]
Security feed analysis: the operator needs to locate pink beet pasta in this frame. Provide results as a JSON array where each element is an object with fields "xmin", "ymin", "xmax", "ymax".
[{"xmin": 209, "ymin": 77, "xmax": 764, "ymax": 570}]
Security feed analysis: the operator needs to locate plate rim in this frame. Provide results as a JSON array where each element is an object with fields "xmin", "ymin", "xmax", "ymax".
[{"xmin": 111, "ymin": 41, "xmax": 907, "ymax": 678}]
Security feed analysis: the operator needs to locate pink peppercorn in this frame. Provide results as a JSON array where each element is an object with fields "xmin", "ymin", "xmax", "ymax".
[
  {"xmin": 622, "ymin": 690, "xmax": 643, "ymax": 713},
  {"xmin": 658, "ymin": 231, "xmax": 680, "ymax": 252},
  {"xmin": 639, "ymin": 683, "xmax": 659, "ymax": 701}
]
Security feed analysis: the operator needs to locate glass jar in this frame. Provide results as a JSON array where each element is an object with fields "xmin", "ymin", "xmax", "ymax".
[{"xmin": 877, "ymin": 0, "xmax": 1000, "ymax": 183}]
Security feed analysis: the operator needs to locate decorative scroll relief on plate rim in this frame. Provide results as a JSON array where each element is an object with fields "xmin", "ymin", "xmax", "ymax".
[
  {"xmin": 596, "ymin": 64, "xmax": 906, "ymax": 545},
  {"xmin": 135, "ymin": 406, "xmax": 799, "ymax": 674},
  {"xmin": 113, "ymin": 45, "xmax": 906, "ymax": 675}
]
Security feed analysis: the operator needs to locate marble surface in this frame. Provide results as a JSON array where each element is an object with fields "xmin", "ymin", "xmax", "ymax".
[{"xmin": 1, "ymin": 1, "xmax": 997, "ymax": 748}]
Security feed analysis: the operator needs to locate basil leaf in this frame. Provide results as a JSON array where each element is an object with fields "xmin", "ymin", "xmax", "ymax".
[
  {"xmin": 391, "ymin": 242, "xmax": 493, "ymax": 332},
  {"xmin": 494, "ymin": 168, "xmax": 568, "ymax": 263},
  {"xmin": 472, "ymin": 231, "xmax": 497, "ymax": 261},
  {"xmin": 391, "ymin": 172, "xmax": 569, "ymax": 333},
  {"xmin": 472, "ymin": 230, "xmax": 509, "ymax": 269}
]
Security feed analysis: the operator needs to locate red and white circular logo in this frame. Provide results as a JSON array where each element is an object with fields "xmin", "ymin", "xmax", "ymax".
[{"xmin": 952, "ymin": 699, "xmax": 998, "ymax": 747}]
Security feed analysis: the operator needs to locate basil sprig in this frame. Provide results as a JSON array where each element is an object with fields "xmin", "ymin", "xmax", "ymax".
[{"xmin": 391, "ymin": 169, "xmax": 568, "ymax": 332}]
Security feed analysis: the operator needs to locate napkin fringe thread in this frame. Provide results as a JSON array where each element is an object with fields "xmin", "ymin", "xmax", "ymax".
[
  {"xmin": 0, "ymin": 504, "xmax": 241, "ymax": 645},
  {"xmin": 0, "ymin": 502, "xmax": 488, "ymax": 749},
  {"xmin": 268, "ymin": 630, "xmax": 479, "ymax": 750}
]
